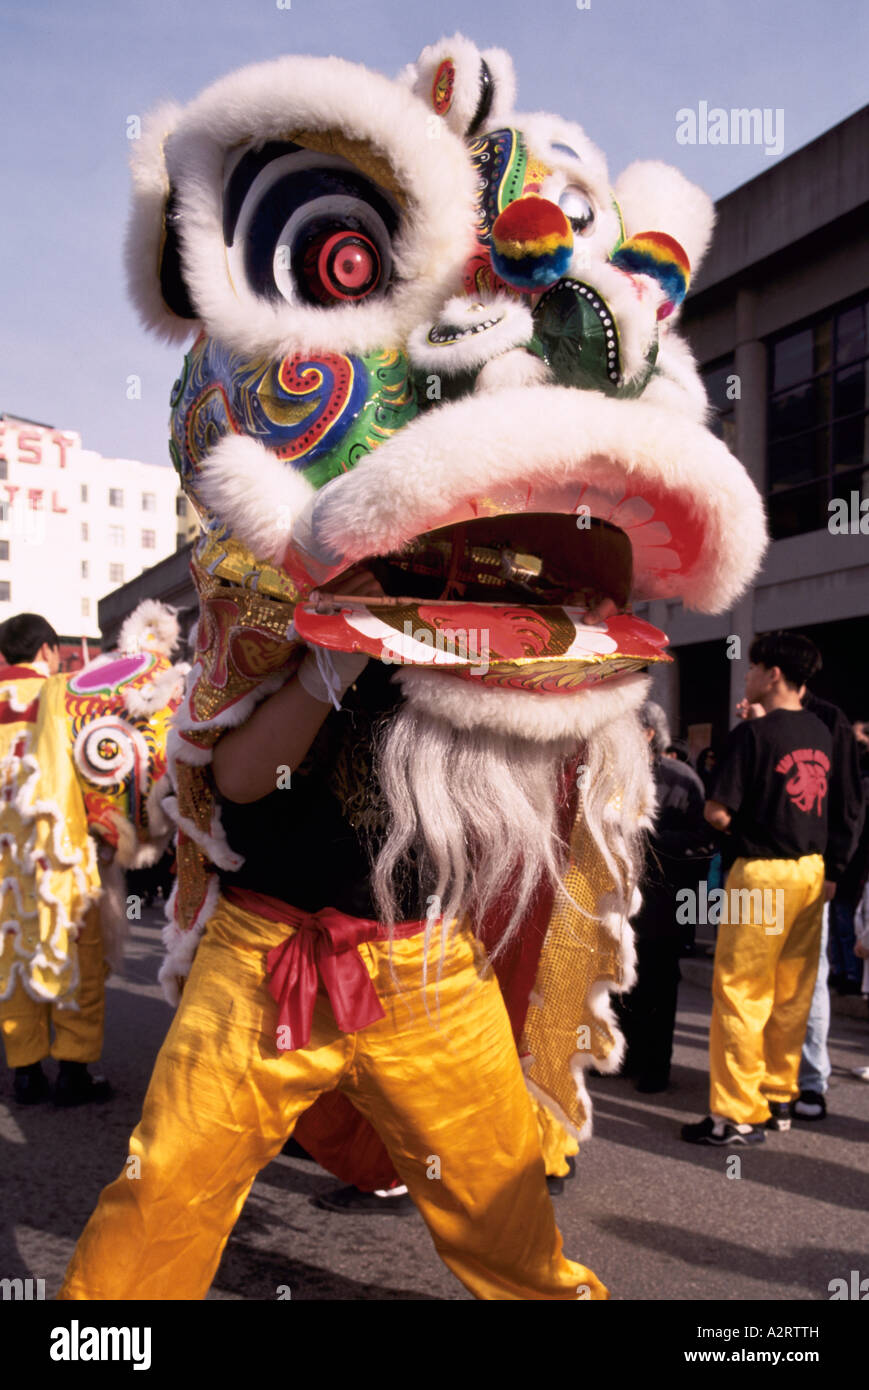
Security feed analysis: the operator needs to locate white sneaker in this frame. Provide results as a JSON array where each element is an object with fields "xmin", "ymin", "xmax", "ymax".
[{"xmin": 850, "ymin": 1066, "xmax": 869, "ymax": 1082}]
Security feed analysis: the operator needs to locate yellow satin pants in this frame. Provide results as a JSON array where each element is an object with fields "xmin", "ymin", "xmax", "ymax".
[
  {"xmin": 709, "ymin": 855, "xmax": 825, "ymax": 1125},
  {"xmin": 0, "ymin": 906, "xmax": 106, "ymax": 1068},
  {"xmin": 59, "ymin": 895, "xmax": 605, "ymax": 1301}
]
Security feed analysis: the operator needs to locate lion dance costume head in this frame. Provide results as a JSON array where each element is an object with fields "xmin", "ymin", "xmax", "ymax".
[{"xmin": 128, "ymin": 36, "xmax": 765, "ymax": 1135}]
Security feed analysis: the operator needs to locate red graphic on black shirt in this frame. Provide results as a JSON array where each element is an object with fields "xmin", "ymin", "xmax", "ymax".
[{"xmin": 775, "ymin": 748, "xmax": 830, "ymax": 814}]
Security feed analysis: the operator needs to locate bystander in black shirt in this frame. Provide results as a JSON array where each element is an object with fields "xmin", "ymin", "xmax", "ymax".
[{"xmin": 709, "ymin": 708, "xmax": 832, "ymax": 863}]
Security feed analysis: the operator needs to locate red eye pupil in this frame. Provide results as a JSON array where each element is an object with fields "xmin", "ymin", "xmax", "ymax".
[
  {"xmin": 332, "ymin": 245, "xmax": 373, "ymax": 288},
  {"xmin": 302, "ymin": 229, "xmax": 382, "ymax": 303}
]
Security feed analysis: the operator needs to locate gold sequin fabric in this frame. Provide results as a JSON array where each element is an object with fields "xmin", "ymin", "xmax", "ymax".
[{"xmin": 521, "ymin": 816, "xmax": 629, "ymax": 1137}]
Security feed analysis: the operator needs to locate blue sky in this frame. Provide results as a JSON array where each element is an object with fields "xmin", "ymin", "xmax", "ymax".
[{"xmin": 1, "ymin": 0, "xmax": 866, "ymax": 468}]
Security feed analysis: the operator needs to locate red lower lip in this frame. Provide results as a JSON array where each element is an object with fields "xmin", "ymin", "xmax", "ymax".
[{"xmin": 294, "ymin": 599, "xmax": 670, "ymax": 694}]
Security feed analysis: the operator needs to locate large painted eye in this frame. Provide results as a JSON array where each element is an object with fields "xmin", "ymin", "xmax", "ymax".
[
  {"xmin": 224, "ymin": 142, "xmax": 399, "ymax": 307},
  {"xmin": 73, "ymin": 715, "xmax": 148, "ymax": 788},
  {"xmin": 558, "ymin": 185, "xmax": 595, "ymax": 236}
]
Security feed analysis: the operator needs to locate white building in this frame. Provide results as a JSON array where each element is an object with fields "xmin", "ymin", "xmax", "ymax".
[{"xmin": 0, "ymin": 415, "xmax": 179, "ymax": 640}]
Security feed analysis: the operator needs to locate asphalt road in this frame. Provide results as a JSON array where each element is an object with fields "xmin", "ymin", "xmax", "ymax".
[{"xmin": 2, "ymin": 907, "xmax": 867, "ymax": 1302}]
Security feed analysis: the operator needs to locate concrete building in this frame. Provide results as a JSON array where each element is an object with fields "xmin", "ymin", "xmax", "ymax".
[
  {"xmin": 638, "ymin": 104, "xmax": 869, "ymax": 750},
  {"xmin": 0, "ymin": 415, "xmax": 179, "ymax": 641}
]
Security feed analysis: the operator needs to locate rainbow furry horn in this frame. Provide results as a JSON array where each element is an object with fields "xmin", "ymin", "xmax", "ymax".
[{"xmin": 610, "ymin": 231, "xmax": 690, "ymax": 320}]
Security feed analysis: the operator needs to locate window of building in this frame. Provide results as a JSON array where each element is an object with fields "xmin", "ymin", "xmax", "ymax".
[
  {"xmin": 81, "ymin": 521, "xmax": 89, "ymax": 542},
  {"xmin": 109, "ymin": 488, "xmax": 124, "ymax": 508},
  {"xmin": 0, "ymin": 540, "xmax": 8, "ymax": 561},
  {"xmin": 766, "ymin": 294, "xmax": 869, "ymax": 540},
  {"xmin": 108, "ymin": 524, "xmax": 125, "ymax": 547},
  {"xmin": 0, "ymin": 459, "xmax": 7, "ymax": 480},
  {"xmin": 0, "ymin": 502, "xmax": 8, "ymax": 523},
  {"xmin": 141, "ymin": 529, "xmax": 156, "ymax": 549},
  {"xmin": 81, "ymin": 597, "xmax": 90, "ymax": 617},
  {"xmin": 81, "ymin": 483, "xmax": 88, "ymax": 503},
  {"xmin": 175, "ymin": 494, "xmax": 187, "ymax": 517},
  {"xmin": 703, "ymin": 357, "xmax": 737, "ymax": 454},
  {"xmin": 0, "ymin": 581, "xmax": 10, "ymax": 602},
  {"xmin": 81, "ymin": 560, "xmax": 89, "ymax": 579},
  {"xmin": 109, "ymin": 562, "xmax": 124, "ymax": 584},
  {"xmin": 142, "ymin": 492, "xmax": 157, "ymax": 512}
]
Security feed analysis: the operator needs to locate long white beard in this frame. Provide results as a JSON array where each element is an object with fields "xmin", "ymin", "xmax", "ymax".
[
  {"xmin": 370, "ymin": 700, "xmax": 576, "ymax": 953},
  {"xmin": 369, "ymin": 673, "xmax": 653, "ymax": 972}
]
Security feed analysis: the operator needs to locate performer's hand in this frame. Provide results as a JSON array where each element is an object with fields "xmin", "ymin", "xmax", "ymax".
[
  {"xmin": 581, "ymin": 595, "xmax": 618, "ymax": 626},
  {"xmin": 736, "ymin": 698, "xmax": 765, "ymax": 721},
  {"xmin": 823, "ymin": 880, "xmax": 836, "ymax": 903},
  {"xmin": 854, "ymin": 939, "xmax": 869, "ymax": 960}
]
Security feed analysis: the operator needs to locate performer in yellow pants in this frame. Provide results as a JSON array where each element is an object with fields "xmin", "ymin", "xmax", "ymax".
[
  {"xmin": 709, "ymin": 854, "xmax": 826, "ymax": 1126},
  {"xmin": 0, "ymin": 906, "xmax": 106, "ymax": 1069},
  {"xmin": 59, "ymin": 895, "xmax": 605, "ymax": 1301}
]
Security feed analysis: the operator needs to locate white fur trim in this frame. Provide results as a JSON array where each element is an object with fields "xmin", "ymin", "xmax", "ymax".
[
  {"xmin": 394, "ymin": 668, "xmax": 649, "ymax": 741},
  {"xmin": 308, "ymin": 383, "xmax": 767, "ymax": 613},
  {"xmin": 641, "ymin": 332, "xmax": 710, "ymax": 421},
  {"xmin": 122, "ymin": 663, "xmax": 186, "ymax": 718},
  {"xmin": 161, "ymin": 795, "xmax": 243, "ymax": 872},
  {"xmin": 159, "ymin": 873, "xmax": 221, "ymax": 1003},
  {"xmin": 196, "ymin": 436, "xmax": 317, "ymax": 564},
  {"xmin": 404, "ymin": 35, "xmax": 516, "ymax": 137},
  {"xmin": 407, "ymin": 295, "xmax": 534, "ymax": 375},
  {"xmin": 614, "ymin": 161, "xmax": 715, "ymax": 278},
  {"xmin": 125, "ymin": 101, "xmax": 193, "ymax": 343},
  {"xmin": 117, "ymin": 600, "xmax": 180, "ymax": 658},
  {"xmin": 137, "ymin": 56, "xmax": 477, "ymax": 359},
  {"xmin": 474, "ymin": 347, "xmax": 551, "ymax": 394}
]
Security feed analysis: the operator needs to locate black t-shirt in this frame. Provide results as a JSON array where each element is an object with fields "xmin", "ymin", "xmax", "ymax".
[
  {"xmin": 708, "ymin": 708, "xmax": 832, "ymax": 863},
  {"xmin": 217, "ymin": 661, "xmax": 425, "ymax": 920}
]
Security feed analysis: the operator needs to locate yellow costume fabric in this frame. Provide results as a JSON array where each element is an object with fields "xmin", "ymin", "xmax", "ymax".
[
  {"xmin": 0, "ymin": 672, "xmax": 101, "ymax": 1017},
  {"xmin": 0, "ymin": 905, "xmax": 106, "ymax": 1067},
  {"xmin": 709, "ymin": 854, "xmax": 825, "ymax": 1125},
  {"xmin": 60, "ymin": 894, "xmax": 605, "ymax": 1301}
]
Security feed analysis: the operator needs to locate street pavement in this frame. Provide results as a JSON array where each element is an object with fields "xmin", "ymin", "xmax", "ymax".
[{"xmin": 1, "ymin": 906, "xmax": 867, "ymax": 1301}]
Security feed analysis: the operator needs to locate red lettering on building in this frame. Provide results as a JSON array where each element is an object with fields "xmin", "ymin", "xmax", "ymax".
[
  {"xmin": 16, "ymin": 431, "xmax": 42, "ymax": 465},
  {"xmin": 51, "ymin": 431, "xmax": 75, "ymax": 469}
]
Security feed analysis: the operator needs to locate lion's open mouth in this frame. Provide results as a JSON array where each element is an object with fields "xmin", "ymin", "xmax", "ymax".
[
  {"xmin": 292, "ymin": 511, "xmax": 669, "ymax": 693},
  {"xmin": 367, "ymin": 513, "xmax": 632, "ymax": 611}
]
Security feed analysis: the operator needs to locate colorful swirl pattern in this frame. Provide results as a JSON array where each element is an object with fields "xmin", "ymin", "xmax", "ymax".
[{"xmin": 169, "ymin": 335, "xmax": 418, "ymax": 504}]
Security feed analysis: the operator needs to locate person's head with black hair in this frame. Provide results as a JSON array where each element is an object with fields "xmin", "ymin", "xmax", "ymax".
[
  {"xmin": 745, "ymin": 630, "xmax": 821, "ymax": 712},
  {"xmin": 0, "ymin": 613, "xmax": 60, "ymax": 672},
  {"xmin": 665, "ymin": 739, "xmax": 692, "ymax": 764}
]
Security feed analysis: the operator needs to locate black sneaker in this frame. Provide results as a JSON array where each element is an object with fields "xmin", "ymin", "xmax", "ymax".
[
  {"xmin": 13, "ymin": 1062, "xmax": 50, "ymax": 1105},
  {"xmin": 793, "ymin": 1090, "xmax": 826, "ymax": 1121},
  {"xmin": 766, "ymin": 1101, "xmax": 792, "ymax": 1132},
  {"xmin": 314, "ymin": 1184, "xmax": 414, "ymax": 1215},
  {"xmin": 681, "ymin": 1115, "xmax": 765, "ymax": 1145},
  {"xmin": 546, "ymin": 1155, "xmax": 576, "ymax": 1196},
  {"xmin": 53, "ymin": 1062, "xmax": 113, "ymax": 1108}
]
